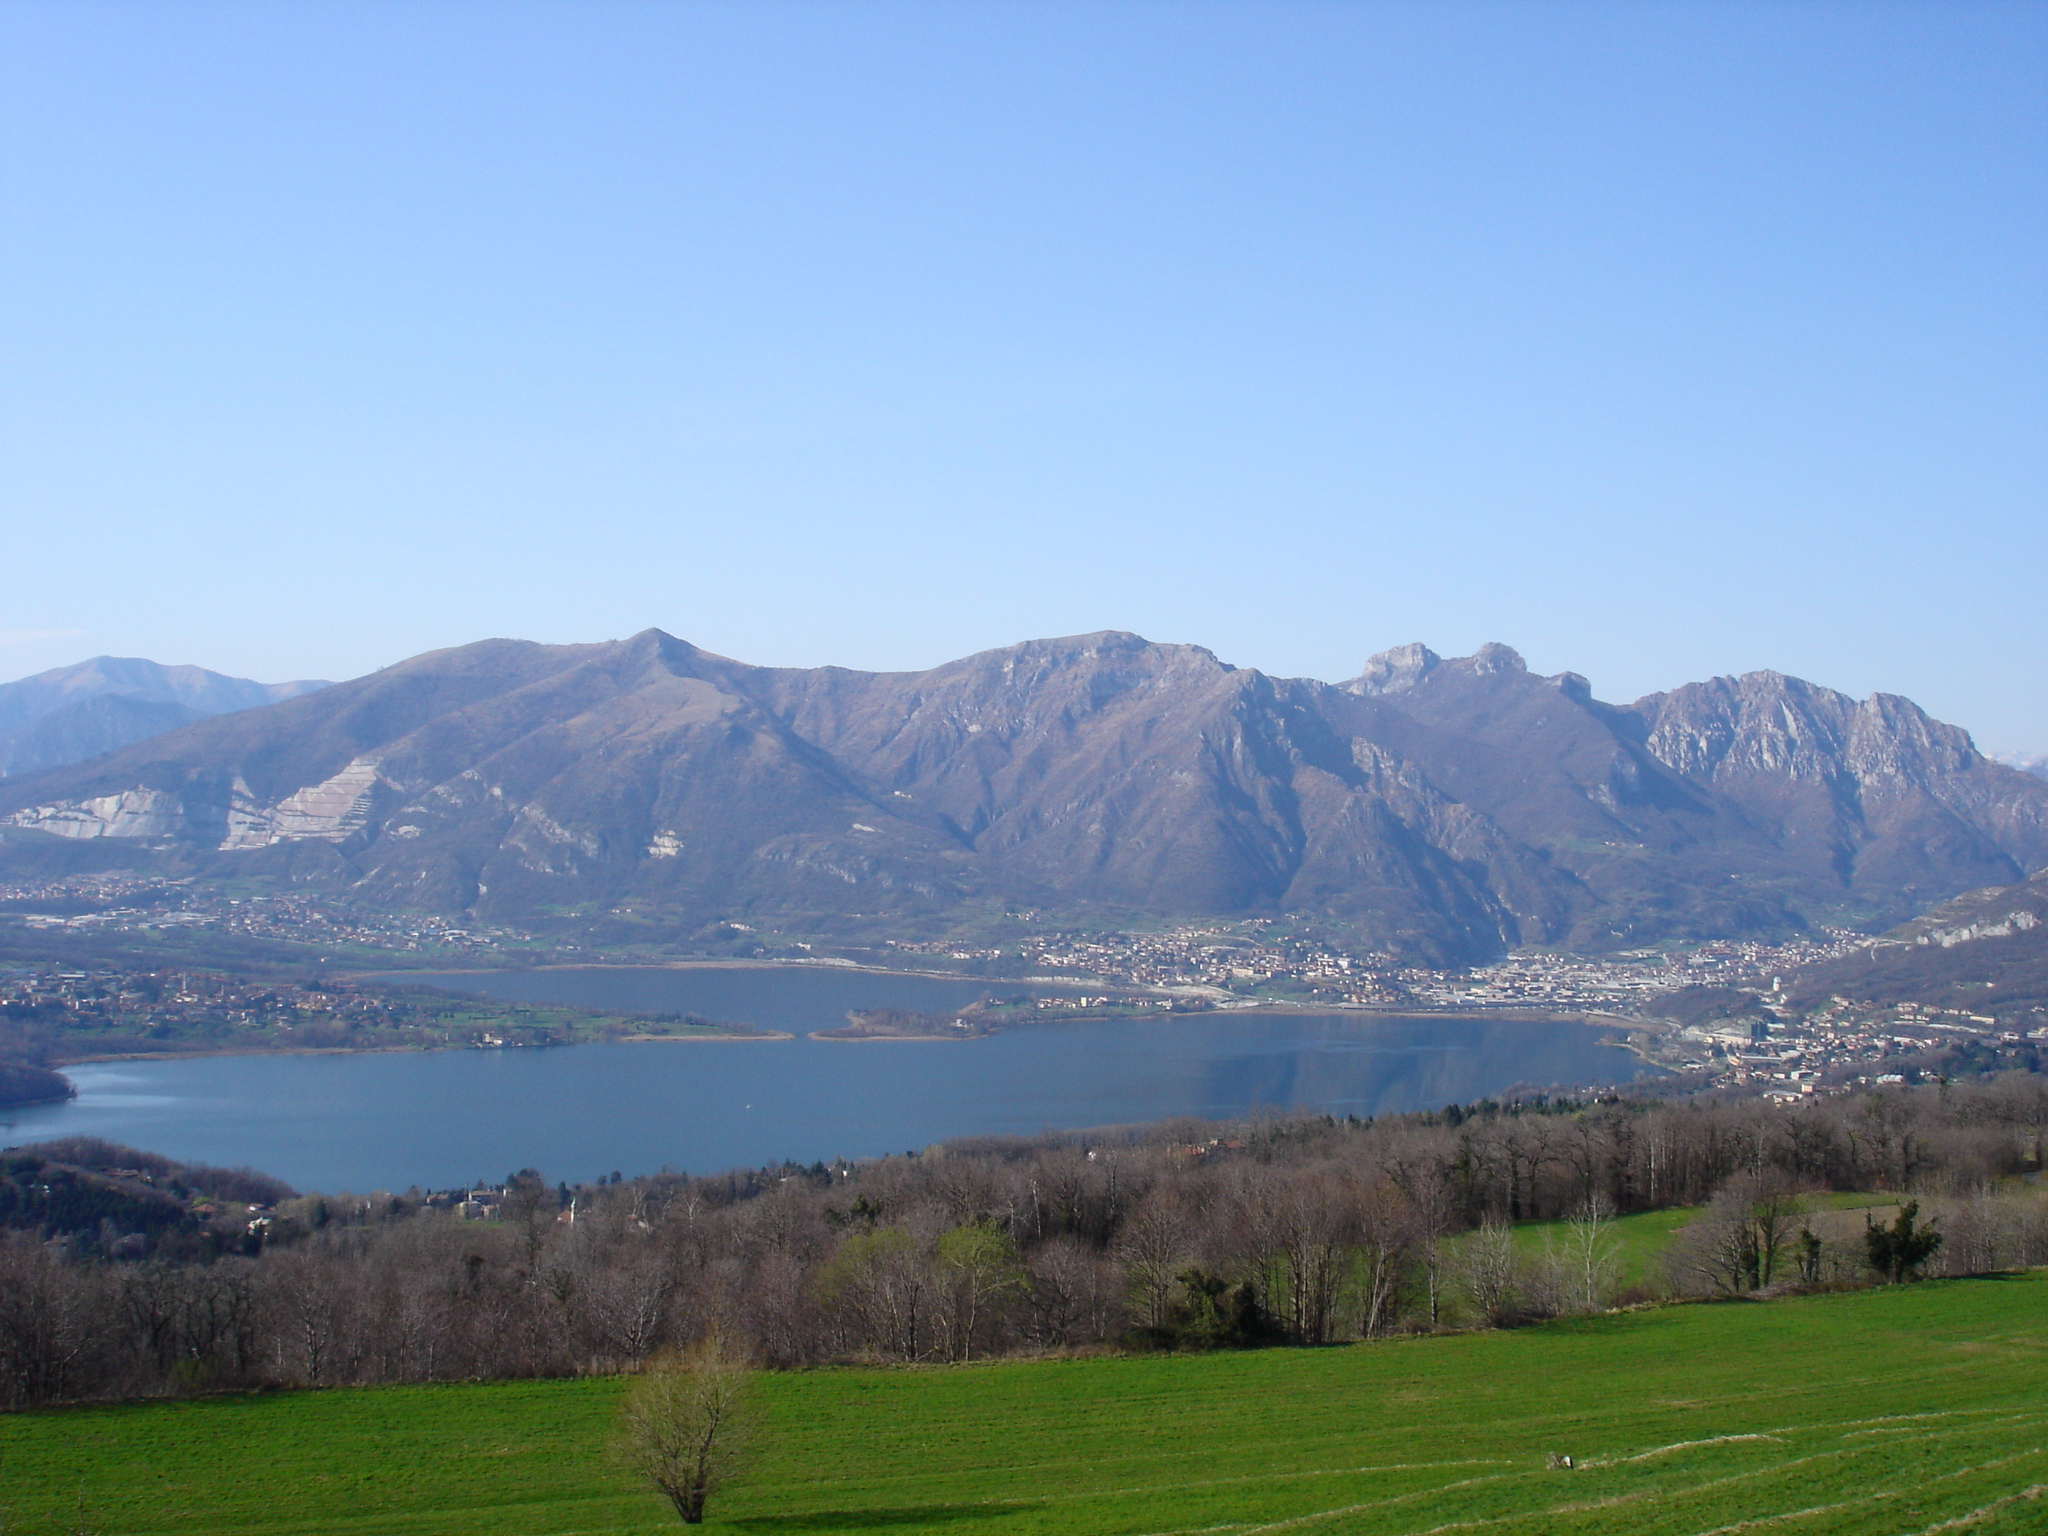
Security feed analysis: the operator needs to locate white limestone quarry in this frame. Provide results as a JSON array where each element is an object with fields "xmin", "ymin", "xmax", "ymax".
[
  {"xmin": 1919, "ymin": 909, "xmax": 2041, "ymax": 948},
  {"xmin": 218, "ymin": 757, "xmax": 385, "ymax": 849},
  {"xmin": 4, "ymin": 758, "xmax": 386, "ymax": 847},
  {"xmin": 3, "ymin": 788, "xmax": 185, "ymax": 839}
]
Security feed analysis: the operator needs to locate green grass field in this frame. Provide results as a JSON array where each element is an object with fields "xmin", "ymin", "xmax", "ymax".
[
  {"xmin": 1498, "ymin": 1194, "xmax": 1909, "ymax": 1296},
  {"xmin": 1500, "ymin": 1204, "xmax": 1701, "ymax": 1292},
  {"xmin": 3, "ymin": 1274, "xmax": 2044, "ymax": 1535}
]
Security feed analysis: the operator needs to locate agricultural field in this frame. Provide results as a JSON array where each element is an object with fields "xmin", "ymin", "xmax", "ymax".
[{"xmin": 3, "ymin": 1271, "xmax": 2043, "ymax": 1535}]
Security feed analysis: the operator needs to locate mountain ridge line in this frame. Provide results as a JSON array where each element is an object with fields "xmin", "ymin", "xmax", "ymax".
[{"xmin": 1, "ymin": 627, "xmax": 2040, "ymax": 965}]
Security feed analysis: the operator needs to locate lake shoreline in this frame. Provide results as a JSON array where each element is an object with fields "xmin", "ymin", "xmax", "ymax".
[
  {"xmin": 358, "ymin": 958, "xmax": 1663, "ymax": 1037},
  {"xmin": 36, "ymin": 960, "xmax": 1665, "ymax": 1107},
  {"xmin": 0, "ymin": 1087, "xmax": 77, "ymax": 1112},
  {"xmin": 51, "ymin": 1006, "xmax": 1650, "ymax": 1065},
  {"xmin": 53, "ymin": 1028, "xmax": 788, "ymax": 1066},
  {"xmin": 808, "ymin": 1029, "xmax": 975, "ymax": 1041},
  {"xmin": 49, "ymin": 1001, "xmax": 1655, "ymax": 1066},
  {"xmin": 348, "ymin": 956, "xmax": 1105, "ymax": 986}
]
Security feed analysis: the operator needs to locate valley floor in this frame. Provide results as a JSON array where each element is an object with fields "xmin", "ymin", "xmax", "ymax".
[{"xmin": 3, "ymin": 1273, "xmax": 2044, "ymax": 1535}]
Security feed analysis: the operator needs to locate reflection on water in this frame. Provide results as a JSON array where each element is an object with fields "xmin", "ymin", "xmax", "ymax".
[
  {"xmin": 3, "ymin": 970, "xmax": 1655, "ymax": 1192},
  {"xmin": 39, "ymin": 1067, "xmax": 191, "ymax": 1110}
]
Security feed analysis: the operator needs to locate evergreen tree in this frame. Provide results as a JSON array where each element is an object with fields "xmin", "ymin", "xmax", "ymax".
[{"xmin": 1865, "ymin": 1202, "xmax": 1942, "ymax": 1283}]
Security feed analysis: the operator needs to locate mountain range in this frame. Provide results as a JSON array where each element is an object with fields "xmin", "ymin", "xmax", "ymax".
[
  {"xmin": 0, "ymin": 630, "xmax": 2042, "ymax": 963},
  {"xmin": 0, "ymin": 657, "xmax": 329, "ymax": 779}
]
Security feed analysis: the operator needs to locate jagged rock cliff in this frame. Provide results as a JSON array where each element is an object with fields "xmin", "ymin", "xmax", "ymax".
[{"xmin": 1631, "ymin": 671, "xmax": 2047, "ymax": 905}]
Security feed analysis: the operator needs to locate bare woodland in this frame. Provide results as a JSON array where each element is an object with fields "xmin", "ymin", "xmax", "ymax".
[{"xmin": 4, "ymin": 1076, "xmax": 2047, "ymax": 1408}]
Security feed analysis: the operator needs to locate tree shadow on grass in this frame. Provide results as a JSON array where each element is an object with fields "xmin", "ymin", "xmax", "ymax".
[{"xmin": 733, "ymin": 1505, "xmax": 1017, "ymax": 1531}]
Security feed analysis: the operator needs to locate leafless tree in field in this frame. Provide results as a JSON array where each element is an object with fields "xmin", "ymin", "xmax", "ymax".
[
  {"xmin": 1557, "ymin": 1196, "xmax": 1622, "ymax": 1313},
  {"xmin": 613, "ymin": 1331, "xmax": 761, "ymax": 1526},
  {"xmin": 1456, "ymin": 1216, "xmax": 1522, "ymax": 1325},
  {"xmin": 1664, "ymin": 1174, "xmax": 1808, "ymax": 1296}
]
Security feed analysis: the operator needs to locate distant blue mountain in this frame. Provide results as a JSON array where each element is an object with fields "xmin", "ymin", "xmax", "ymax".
[{"xmin": 0, "ymin": 657, "xmax": 330, "ymax": 778}]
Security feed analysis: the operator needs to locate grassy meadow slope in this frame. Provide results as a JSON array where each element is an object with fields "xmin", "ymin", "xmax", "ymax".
[
  {"xmin": 1498, "ymin": 1195, "xmax": 1909, "ymax": 1297},
  {"xmin": 2, "ymin": 1273, "xmax": 2044, "ymax": 1535}
]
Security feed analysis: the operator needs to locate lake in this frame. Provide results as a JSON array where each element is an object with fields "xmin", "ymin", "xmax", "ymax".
[{"xmin": 0, "ymin": 966, "xmax": 1656, "ymax": 1192}]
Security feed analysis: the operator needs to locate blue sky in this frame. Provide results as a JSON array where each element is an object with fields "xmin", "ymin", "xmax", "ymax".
[{"xmin": 3, "ymin": 1, "xmax": 2043, "ymax": 751}]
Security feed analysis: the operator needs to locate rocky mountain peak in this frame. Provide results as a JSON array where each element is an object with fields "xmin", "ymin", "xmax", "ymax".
[
  {"xmin": 1001, "ymin": 629, "xmax": 1213, "ymax": 665},
  {"xmin": 1846, "ymin": 692, "xmax": 1979, "ymax": 782},
  {"xmin": 1345, "ymin": 641, "xmax": 1532, "ymax": 699},
  {"xmin": 1632, "ymin": 670, "xmax": 1980, "ymax": 789},
  {"xmin": 1549, "ymin": 671, "xmax": 1594, "ymax": 704},
  {"xmin": 1632, "ymin": 671, "xmax": 1848, "ymax": 784},
  {"xmin": 1465, "ymin": 642, "xmax": 1527, "ymax": 677},
  {"xmin": 1345, "ymin": 643, "xmax": 1440, "ymax": 696},
  {"xmin": 935, "ymin": 630, "xmax": 1231, "ymax": 697},
  {"xmin": 611, "ymin": 627, "xmax": 723, "ymax": 683}
]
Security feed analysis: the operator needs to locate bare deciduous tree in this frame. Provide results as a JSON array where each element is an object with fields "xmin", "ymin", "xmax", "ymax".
[
  {"xmin": 1556, "ymin": 1196, "xmax": 1622, "ymax": 1313},
  {"xmin": 1116, "ymin": 1193, "xmax": 1193, "ymax": 1333},
  {"xmin": 934, "ymin": 1219, "xmax": 1025, "ymax": 1361},
  {"xmin": 1665, "ymin": 1175, "xmax": 1807, "ymax": 1296},
  {"xmin": 1456, "ymin": 1217, "xmax": 1523, "ymax": 1326},
  {"xmin": 816, "ymin": 1224, "xmax": 932, "ymax": 1361},
  {"xmin": 1022, "ymin": 1235, "xmax": 1118, "ymax": 1347},
  {"xmin": 1353, "ymin": 1179, "xmax": 1416, "ymax": 1340},
  {"xmin": 613, "ymin": 1332, "xmax": 761, "ymax": 1526}
]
